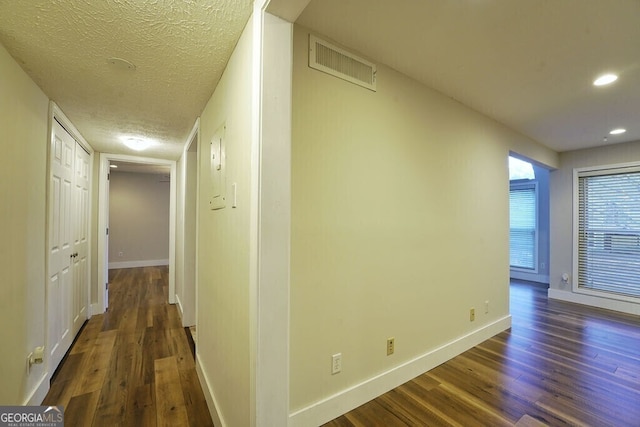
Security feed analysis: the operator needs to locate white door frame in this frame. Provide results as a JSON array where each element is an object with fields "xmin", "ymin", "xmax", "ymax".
[
  {"xmin": 97, "ymin": 153, "xmax": 177, "ymax": 313},
  {"xmin": 178, "ymin": 118, "xmax": 199, "ymax": 327}
]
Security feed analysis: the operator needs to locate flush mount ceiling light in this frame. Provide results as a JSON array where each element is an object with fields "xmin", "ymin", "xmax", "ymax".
[
  {"xmin": 121, "ymin": 136, "xmax": 153, "ymax": 151},
  {"xmin": 610, "ymin": 128, "xmax": 626, "ymax": 135},
  {"xmin": 593, "ymin": 73, "xmax": 618, "ymax": 86},
  {"xmin": 107, "ymin": 57, "xmax": 136, "ymax": 71},
  {"xmin": 109, "ymin": 164, "xmax": 118, "ymax": 168}
]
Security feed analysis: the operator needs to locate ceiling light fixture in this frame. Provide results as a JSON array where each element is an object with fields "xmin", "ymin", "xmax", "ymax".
[
  {"xmin": 593, "ymin": 73, "xmax": 618, "ymax": 86},
  {"xmin": 109, "ymin": 164, "xmax": 118, "ymax": 168},
  {"xmin": 609, "ymin": 128, "xmax": 626, "ymax": 135},
  {"xmin": 121, "ymin": 136, "xmax": 153, "ymax": 151}
]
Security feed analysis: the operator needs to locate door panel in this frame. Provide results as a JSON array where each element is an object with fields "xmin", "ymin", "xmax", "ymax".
[
  {"xmin": 48, "ymin": 120, "xmax": 75, "ymax": 372},
  {"xmin": 72, "ymin": 143, "xmax": 90, "ymax": 335}
]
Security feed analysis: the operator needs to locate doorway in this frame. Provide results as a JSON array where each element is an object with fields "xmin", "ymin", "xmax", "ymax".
[
  {"xmin": 508, "ymin": 154, "xmax": 550, "ymax": 285},
  {"xmin": 97, "ymin": 154, "xmax": 177, "ymax": 313},
  {"xmin": 176, "ymin": 127, "xmax": 198, "ymax": 327}
]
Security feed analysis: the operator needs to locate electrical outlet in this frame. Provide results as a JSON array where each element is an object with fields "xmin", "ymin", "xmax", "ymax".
[
  {"xmin": 485, "ymin": 300, "xmax": 489, "ymax": 314},
  {"xmin": 470, "ymin": 308, "xmax": 475, "ymax": 321},
  {"xmin": 331, "ymin": 353, "xmax": 342, "ymax": 374},
  {"xmin": 387, "ymin": 337, "xmax": 395, "ymax": 355}
]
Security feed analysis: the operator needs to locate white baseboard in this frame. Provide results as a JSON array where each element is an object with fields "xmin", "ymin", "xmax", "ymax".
[
  {"xmin": 196, "ymin": 355, "xmax": 226, "ymax": 427},
  {"xmin": 175, "ymin": 294, "xmax": 184, "ymax": 322},
  {"xmin": 24, "ymin": 373, "xmax": 49, "ymax": 406},
  {"xmin": 289, "ymin": 315, "xmax": 512, "ymax": 427},
  {"xmin": 548, "ymin": 288, "xmax": 640, "ymax": 316},
  {"xmin": 90, "ymin": 303, "xmax": 102, "ymax": 316},
  {"xmin": 108, "ymin": 259, "xmax": 169, "ymax": 269}
]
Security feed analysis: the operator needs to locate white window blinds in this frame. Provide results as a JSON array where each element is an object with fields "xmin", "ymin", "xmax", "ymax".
[
  {"xmin": 510, "ymin": 183, "xmax": 537, "ymax": 270},
  {"xmin": 578, "ymin": 168, "xmax": 640, "ymax": 298}
]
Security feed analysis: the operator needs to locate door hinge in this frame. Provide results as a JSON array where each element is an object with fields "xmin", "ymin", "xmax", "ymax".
[{"xmin": 106, "ymin": 227, "xmax": 109, "ymax": 235}]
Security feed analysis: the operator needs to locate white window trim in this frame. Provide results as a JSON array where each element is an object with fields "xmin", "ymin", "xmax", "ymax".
[
  {"xmin": 510, "ymin": 181, "xmax": 539, "ymax": 274},
  {"xmin": 572, "ymin": 161, "xmax": 640, "ymax": 304}
]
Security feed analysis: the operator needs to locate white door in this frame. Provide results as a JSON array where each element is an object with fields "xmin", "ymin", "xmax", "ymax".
[
  {"xmin": 48, "ymin": 120, "xmax": 75, "ymax": 371},
  {"xmin": 71, "ymin": 142, "xmax": 90, "ymax": 335}
]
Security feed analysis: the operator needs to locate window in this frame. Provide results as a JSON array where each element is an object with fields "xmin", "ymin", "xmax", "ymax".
[
  {"xmin": 509, "ymin": 156, "xmax": 535, "ymax": 181},
  {"xmin": 576, "ymin": 165, "xmax": 640, "ymax": 299},
  {"xmin": 510, "ymin": 183, "xmax": 537, "ymax": 270}
]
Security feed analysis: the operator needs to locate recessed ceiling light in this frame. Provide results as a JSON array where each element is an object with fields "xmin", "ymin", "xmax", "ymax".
[
  {"xmin": 109, "ymin": 164, "xmax": 118, "ymax": 168},
  {"xmin": 593, "ymin": 73, "xmax": 618, "ymax": 86},
  {"xmin": 610, "ymin": 128, "xmax": 626, "ymax": 135}
]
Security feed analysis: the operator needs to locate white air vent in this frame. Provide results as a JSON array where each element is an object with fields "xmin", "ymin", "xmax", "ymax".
[{"xmin": 309, "ymin": 35, "xmax": 377, "ymax": 91}]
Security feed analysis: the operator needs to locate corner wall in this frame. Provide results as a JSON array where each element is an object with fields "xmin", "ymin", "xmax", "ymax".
[
  {"xmin": 196, "ymin": 15, "xmax": 255, "ymax": 427},
  {"xmin": 290, "ymin": 25, "xmax": 556, "ymax": 424},
  {"xmin": 550, "ymin": 140, "xmax": 640, "ymax": 315},
  {"xmin": 0, "ymin": 42, "xmax": 49, "ymax": 404}
]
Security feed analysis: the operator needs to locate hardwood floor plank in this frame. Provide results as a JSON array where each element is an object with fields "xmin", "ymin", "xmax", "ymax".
[
  {"xmin": 178, "ymin": 368, "xmax": 215, "ymax": 427},
  {"xmin": 376, "ymin": 389, "xmax": 453, "ymax": 426},
  {"xmin": 69, "ymin": 317, "xmax": 103, "ymax": 355},
  {"xmin": 393, "ymin": 382, "xmax": 464, "ymax": 427},
  {"xmin": 64, "ymin": 391, "xmax": 100, "ymax": 427},
  {"xmin": 93, "ymin": 332, "xmax": 139, "ymax": 425},
  {"xmin": 41, "ymin": 378, "xmax": 75, "ymax": 409},
  {"xmin": 344, "ymin": 400, "xmax": 405, "ymax": 426},
  {"xmin": 125, "ymin": 383, "xmax": 157, "ymax": 427},
  {"xmin": 74, "ymin": 329, "xmax": 117, "ymax": 394},
  {"xmin": 154, "ymin": 356, "xmax": 190, "ymax": 427}
]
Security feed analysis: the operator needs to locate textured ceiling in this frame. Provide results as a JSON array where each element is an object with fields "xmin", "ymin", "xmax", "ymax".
[
  {"xmin": 297, "ymin": 0, "xmax": 640, "ymax": 153},
  {"xmin": 0, "ymin": 0, "xmax": 253, "ymax": 160}
]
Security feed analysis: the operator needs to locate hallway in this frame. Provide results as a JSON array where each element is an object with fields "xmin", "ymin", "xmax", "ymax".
[{"xmin": 42, "ymin": 266, "xmax": 212, "ymax": 426}]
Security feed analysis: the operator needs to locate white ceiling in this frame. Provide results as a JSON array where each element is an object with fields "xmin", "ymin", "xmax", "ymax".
[
  {"xmin": 297, "ymin": 0, "xmax": 640, "ymax": 153},
  {"xmin": 0, "ymin": 1, "xmax": 637, "ymax": 159},
  {"xmin": 0, "ymin": 0, "xmax": 253, "ymax": 160}
]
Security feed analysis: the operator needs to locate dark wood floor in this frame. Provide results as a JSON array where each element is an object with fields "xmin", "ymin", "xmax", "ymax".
[
  {"xmin": 42, "ymin": 266, "xmax": 213, "ymax": 427},
  {"xmin": 325, "ymin": 281, "xmax": 640, "ymax": 426},
  {"xmin": 43, "ymin": 272, "xmax": 640, "ymax": 426}
]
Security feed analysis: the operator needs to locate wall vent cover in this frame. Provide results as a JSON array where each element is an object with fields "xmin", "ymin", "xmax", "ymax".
[{"xmin": 309, "ymin": 35, "xmax": 377, "ymax": 91}]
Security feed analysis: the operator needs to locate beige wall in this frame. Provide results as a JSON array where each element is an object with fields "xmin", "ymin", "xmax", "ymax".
[
  {"xmin": 290, "ymin": 25, "xmax": 557, "ymax": 412},
  {"xmin": 550, "ymin": 140, "xmax": 640, "ymax": 303},
  {"xmin": 108, "ymin": 171, "xmax": 170, "ymax": 266},
  {"xmin": 196, "ymin": 15, "xmax": 254, "ymax": 427},
  {"xmin": 0, "ymin": 43, "xmax": 49, "ymax": 404}
]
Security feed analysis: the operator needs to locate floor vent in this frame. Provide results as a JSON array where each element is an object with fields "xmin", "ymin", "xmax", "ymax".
[{"xmin": 309, "ymin": 35, "xmax": 377, "ymax": 91}]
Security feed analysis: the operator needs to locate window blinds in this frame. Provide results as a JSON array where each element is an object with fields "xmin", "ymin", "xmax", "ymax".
[
  {"xmin": 578, "ymin": 170, "xmax": 640, "ymax": 298},
  {"xmin": 510, "ymin": 184, "xmax": 537, "ymax": 270}
]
